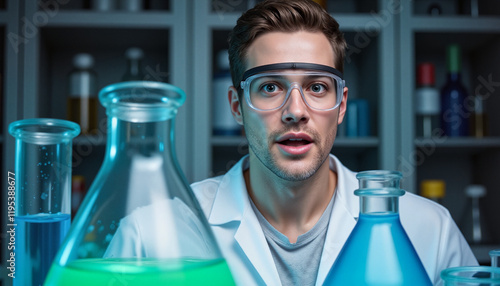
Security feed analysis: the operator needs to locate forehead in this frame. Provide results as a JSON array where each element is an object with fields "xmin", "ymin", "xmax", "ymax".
[{"xmin": 245, "ymin": 31, "xmax": 336, "ymax": 70}]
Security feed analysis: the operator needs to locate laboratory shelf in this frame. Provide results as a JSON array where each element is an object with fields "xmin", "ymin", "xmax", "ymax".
[
  {"xmin": 42, "ymin": 11, "xmax": 175, "ymax": 28},
  {"xmin": 409, "ymin": 16, "xmax": 500, "ymax": 32},
  {"xmin": 415, "ymin": 137, "xmax": 500, "ymax": 150},
  {"xmin": 334, "ymin": 137, "xmax": 379, "ymax": 148},
  {"xmin": 211, "ymin": 135, "xmax": 246, "ymax": 147}
]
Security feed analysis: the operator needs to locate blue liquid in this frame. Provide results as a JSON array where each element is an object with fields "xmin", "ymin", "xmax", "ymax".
[
  {"xmin": 324, "ymin": 213, "xmax": 432, "ymax": 286},
  {"xmin": 15, "ymin": 213, "xmax": 71, "ymax": 286}
]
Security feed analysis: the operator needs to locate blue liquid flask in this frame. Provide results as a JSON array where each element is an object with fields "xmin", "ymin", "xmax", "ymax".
[
  {"xmin": 440, "ymin": 44, "xmax": 469, "ymax": 137},
  {"xmin": 324, "ymin": 170, "xmax": 432, "ymax": 286},
  {"xmin": 9, "ymin": 118, "xmax": 80, "ymax": 286}
]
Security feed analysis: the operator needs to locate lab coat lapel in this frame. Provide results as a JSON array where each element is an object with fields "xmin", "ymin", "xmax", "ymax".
[
  {"xmin": 234, "ymin": 208, "xmax": 282, "ymax": 285},
  {"xmin": 208, "ymin": 156, "xmax": 281, "ymax": 285},
  {"xmin": 315, "ymin": 155, "xmax": 359, "ymax": 285}
]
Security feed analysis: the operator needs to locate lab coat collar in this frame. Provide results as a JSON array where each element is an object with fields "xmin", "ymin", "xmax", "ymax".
[{"xmin": 207, "ymin": 156, "xmax": 250, "ymax": 225}]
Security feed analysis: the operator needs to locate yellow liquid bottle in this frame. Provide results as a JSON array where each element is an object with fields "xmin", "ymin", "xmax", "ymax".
[{"xmin": 67, "ymin": 53, "xmax": 98, "ymax": 134}]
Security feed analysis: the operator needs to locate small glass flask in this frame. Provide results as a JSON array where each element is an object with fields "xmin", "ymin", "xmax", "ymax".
[
  {"xmin": 491, "ymin": 250, "xmax": 500, "ymax": 268},
  {"xmin": 324, "ymin": 170, "xmax": 432, "ymax": 286},
  {"xmin": 8, "ymin": 118, "xmax": 80, "ymax": 286},
  {"xmin": 441, "ymin": 266, "xmax": 500, "ymax": 285},
  {"xmin": 45, "ymin": 81, "xmax": 235, "ymax": 285},
  {"xmin": 121, "ymin": 47, "xmax": 145, "ymax": 82},
  {"xmin": 459, "ymin": 185, "xmax": 491, "ymax": 245}
]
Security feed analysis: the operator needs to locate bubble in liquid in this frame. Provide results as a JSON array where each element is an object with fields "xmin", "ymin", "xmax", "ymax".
[
  {"xmin": 105, "ymin": 233, "xmax": 113, "ymax": 243},
  {"xmin": 87, "ymin": 225, "xmax": 95, "ymax": 233},
  {"xmin": 41, "ymin": 193, "xmax": 48, "ymax": 200}
]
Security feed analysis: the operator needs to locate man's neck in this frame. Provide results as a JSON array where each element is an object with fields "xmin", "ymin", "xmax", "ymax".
[{"xmin": 244, "ymin": 156, "xmax": 336, "ymax": 243}]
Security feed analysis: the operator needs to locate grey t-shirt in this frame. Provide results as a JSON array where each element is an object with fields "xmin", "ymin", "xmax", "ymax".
[{"xmin": 250, "ymin": 192, "xmax": 335, "ymax": 286}]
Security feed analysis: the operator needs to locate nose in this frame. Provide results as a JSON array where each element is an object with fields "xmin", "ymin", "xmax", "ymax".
[{"xmin": 281, "ymin": 86, "xmax": 309, "ymax": 124}]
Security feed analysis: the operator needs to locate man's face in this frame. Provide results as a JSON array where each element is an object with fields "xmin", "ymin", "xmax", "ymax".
[{"xmin": 231, "ymin": 31, "xmax": 348, "ymax": 181}]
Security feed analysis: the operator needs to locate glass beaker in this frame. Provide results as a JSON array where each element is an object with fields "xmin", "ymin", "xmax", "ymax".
[
  {"xmin": 8, "ymin": 118, "xmax": 81, "ymax": 286},
  {"xmin": 491, "ymin": 250, "xmax": 500, "ymax": 268},
  {"xmin": 441, "ymin": 266, "xmax": 500, "ymax": 285},
  {"xmin": 45, "ymin": 81, "xmax": 235, "ymax": 285},
  {"xmin": 324, "ymin": 170, "xmax": 432, "ymax": 286}
]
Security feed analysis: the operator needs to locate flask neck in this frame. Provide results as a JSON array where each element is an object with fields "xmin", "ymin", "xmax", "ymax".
[
  {"xmin": 105, "ymin": 116, "xmax": 175, "ymax": 160},
  {"xmin": 358, "ymin": 192, "xmax": 400, "ymax": 215}
]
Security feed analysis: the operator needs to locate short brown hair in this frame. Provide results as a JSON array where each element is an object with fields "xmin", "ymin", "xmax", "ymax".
[{"xmin": 228, "ymin": 0, "xmax": 347, "ymax": 89}]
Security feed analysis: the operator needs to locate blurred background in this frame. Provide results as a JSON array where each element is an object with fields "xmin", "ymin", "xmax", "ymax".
[{"xmin": 1, "ymin": 0, "xmax": 500, "ymax": 281}]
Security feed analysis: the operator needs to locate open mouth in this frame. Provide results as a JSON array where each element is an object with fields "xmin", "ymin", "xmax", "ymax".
[
  {"xmin": 278, "ymin": 138, "xmax": 311, "ymax": 146},
  {"xmin": 276, "ymin": 133, "xmax": 314, "ymax": 155}
]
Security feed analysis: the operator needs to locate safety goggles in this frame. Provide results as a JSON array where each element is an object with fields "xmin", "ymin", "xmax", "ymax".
[{"xmin": 240, "ymin": 62, "xmax": 345, "ymax": 111}]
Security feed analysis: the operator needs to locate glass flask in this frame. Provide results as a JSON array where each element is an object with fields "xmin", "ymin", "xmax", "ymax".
[
  {"xmin": 441, "ymin": 266, "xmax": 500, "ymax": 285},
  {"xmin": 491, "ymin": 250, "xmax": 500, "ymax": 268},
  {"xmin": 324, "ymin": 170, "xmax": 432, "ymax": 286},
  {"xmin": 45, "ymin": 81, "xmax": 235, "ymax": 285},
  {"xmin": 8, "ymin": 118, "xmax": 81, "ymax": 286}
]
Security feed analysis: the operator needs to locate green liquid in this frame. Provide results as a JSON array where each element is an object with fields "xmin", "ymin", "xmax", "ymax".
[{"xmin": 44, "ymin": 258, "xmax": 235, "ymax": 286}]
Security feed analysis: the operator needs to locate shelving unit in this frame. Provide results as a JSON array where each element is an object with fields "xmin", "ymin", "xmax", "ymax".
[
  {"xmin": 1, "ymin": 1, "xmax": 499, "ymax": 282},
  {"xmin": 399, "ymin": 0, "xmax": 500, "ymax": 263},
  {"xmin": 1, "ymin": 1, "xmax": 190, "ymax": 284},
  {"xmin": 192, "ymin": 0, "xmax": 397, "ymax": 181}
]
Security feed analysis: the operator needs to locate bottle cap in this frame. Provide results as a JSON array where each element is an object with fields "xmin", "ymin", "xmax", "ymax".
[
  {"xmin": 73, "ymin": 53, "xmax": 94, "ymax": 69},
  {"xmin": 465, "ymin": 185, "xmax": 486, "ymax": 198},
  {"xmin": 125, "ymin": 47, "xmax": 144, "ymax": 60},
  {"xmin": 217, "ymin": 49, "xmax": 230, "ymax": 70},
  {"xmin": 417, "ymin": 62, "xmax": 435, "ymax": 86},
  {"xmin": 446, "ymin": 44, "xmax": 461, "ymax": 73},
  {"xmin": 420, "ymin": 180, "xmax": 445, "ymax": 199}
]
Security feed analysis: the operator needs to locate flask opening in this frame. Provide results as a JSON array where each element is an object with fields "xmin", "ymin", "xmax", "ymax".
[{"xmin": 99, "ymin": 81, "xmax": 186, "ymax": 122}]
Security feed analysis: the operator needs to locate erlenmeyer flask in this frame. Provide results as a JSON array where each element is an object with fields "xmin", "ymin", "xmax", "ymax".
[
  {"xmin": 45, "ymin": 81, "xmax": 235, "ymax": 285},
  {"xmin": 324, "ymin": 170, "xmax": 432, "ymax": 286},
  {"xmin": 8, "ymin": 118, "xmax": 80, "ymax": 286},
  {"xmin": 441, "ymin": 266, "xmax": 500, "ymax": 285}
]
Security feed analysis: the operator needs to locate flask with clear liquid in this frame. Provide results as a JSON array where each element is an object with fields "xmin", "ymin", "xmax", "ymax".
[
  {"xmin": 324, "ymin": 170, "xmax": 432, "ymax": 286},
  {"xmin": 9, "ymin": 118, "xmax": 80, "ymax": 286},
  {"xmin": 45, "ymin": 81, "xmax": 235, "ymax": 285}
]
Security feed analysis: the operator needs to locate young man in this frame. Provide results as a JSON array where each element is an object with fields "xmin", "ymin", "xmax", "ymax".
[{"xmin": 191, "ymin": 0, "xmax": 478, "ymax": 285}]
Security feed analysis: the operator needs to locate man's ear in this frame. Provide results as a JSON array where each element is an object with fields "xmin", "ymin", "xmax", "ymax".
[
  {"xmin": 228, "ymin": 86, "xmax": 244, "ymax": 125},
  {"xmin": 337, "ymin": 86, "xmax": 348, "ymax": 125}
]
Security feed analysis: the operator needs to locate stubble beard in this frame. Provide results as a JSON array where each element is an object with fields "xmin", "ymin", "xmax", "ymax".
[{"xmin": 246, "ymin": 125, "xmax": 336, "ymax": 182}]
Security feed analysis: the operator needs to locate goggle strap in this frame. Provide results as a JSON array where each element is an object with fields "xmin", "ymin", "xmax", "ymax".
[{"xmin": 241, "ymin": 62, "xmax": 343, "ymax": 82}]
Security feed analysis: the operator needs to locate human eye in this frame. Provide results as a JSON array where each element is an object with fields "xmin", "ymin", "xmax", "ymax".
[
  {"xmin": 306, "ymin": 82, "xmax": 329, "ymax": 97},
  {"xmin": 257, "ymin": 82, "xmax": 283, "ymax": 97},
  {"xmin": 310, "ymin": 83, "xmax": 327, "ymax": 94}
]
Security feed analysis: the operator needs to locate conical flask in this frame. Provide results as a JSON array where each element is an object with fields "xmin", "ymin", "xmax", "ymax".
[
  {"xmin": 45, "ymin": 81, "xmax": 235, "ymax": 285},
  {"xmin": 324, "ymin": 170, "xmax": 432, "ymax": 286},
  {"xmin": 9, "ymin": 118, "xmax": 80, "ymax": 286}
]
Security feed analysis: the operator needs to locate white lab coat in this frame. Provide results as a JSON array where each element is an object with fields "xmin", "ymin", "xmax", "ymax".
[{"xmin": 191, "ymin": 154, "xmax": 478, "ymax": 286}]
